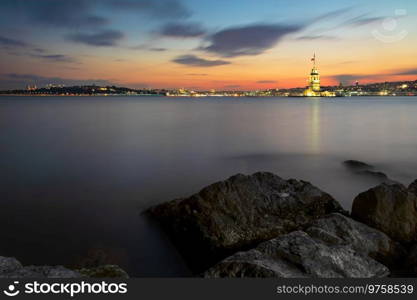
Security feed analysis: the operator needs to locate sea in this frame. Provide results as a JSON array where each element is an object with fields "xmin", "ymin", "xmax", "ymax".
[{"xmin": 1, "ymin": 96, "xmax": 417, "ymax": 276}]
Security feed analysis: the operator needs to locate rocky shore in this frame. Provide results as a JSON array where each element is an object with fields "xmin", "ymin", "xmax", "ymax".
[
  {"xmin": 149, "ymin": 164, "xmax": 417, "ymax": 278},
  {"xmin": 0, "ymin": 258, "xmax": 129, "ymax": 278}
]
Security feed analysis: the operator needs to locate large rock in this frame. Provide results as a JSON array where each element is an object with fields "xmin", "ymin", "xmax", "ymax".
[
  {"xmin": 0, "ymin": 257, "xmax": 81, "ymax": 278},
  {"xmin": 405, "ymin": 244, "xmax": 417, "ymax": 276},
  {"xmin": 149, "ymin": 172, "xmax": 345, "ymax": 272},
  {"xmin": 305, "ymin": 213, "xmax": 404, "ymax": 267},
  {"xmin": 204, "ymin": 231, "xmax": 389, "ymax": 278},
  {"xmin": 351, "ymin": 183, "xmax": 417, "ymax": 244},
  {"xmin": 0, "ymin": 256, "xmax": 129, "ymax": 278}
]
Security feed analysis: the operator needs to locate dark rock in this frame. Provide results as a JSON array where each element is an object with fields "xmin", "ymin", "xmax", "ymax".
[
  {"xmin": 149, "ymin": 172, "xmax": 345, "ymax": 273},
  {"xmin": 343, "ymin": 160, "xmax": 395, "ymax": 183},
  {"xmin": 204, "ymin": 231, "xmax": 389, "ymax": 278},
  {"xmin": 0, "ymin": 257, "xmax": 81, "ymax": 278},
  {"xmin": 352, "ymin": 183, "xmax": 417, "ymax": 244},
  {"xmin": 0, "ymin": 256, "xmax": 128, "ymax": 278},
  {"xmin": 77, "ymin": 265, "xmax": 129, "ymax": 278},
  {"xmin": 405, "ymin": 244, "xmax": 417, "ymax": 276},
  {"xmin": 358, "ymin": 170, "xmax": 389, "ymax": 180},
  {"xmin": 305, "ymin": 213, "xmax": 405, "ymax": 267},
  {"xmin": 343, "ymin": 160, "xmax": 374, "ymax": 171},
  {"xmin": 409, "ymin": 180, "xmax": 417, "ymax": 195}
]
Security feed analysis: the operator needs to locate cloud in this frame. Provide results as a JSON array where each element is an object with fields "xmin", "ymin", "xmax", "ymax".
[
  {"xmin": 2, "ymin": 0, "xmax": 109, "ymax": 29},
  {"xmin": 257, "ymin": 80, "xmax": 277, "ymax": 84},
  {"xmin": 202, "ymin": 23, "xmax": 303, "ymax": 57},
  {"xmin": 391, "ymin": 68, "xmax": 417, "ymax": 76},
  {"xmin": 332, "ymin": 74, "xmax": 370, "ymax": 85},
  {"xmin": 172, "ymin": 55, "xmax": 230, "ymax": 67},
  {"xmin": 159, "ymin": 22, "xmax": 206, "ymax": 38},
  {"xmin": 1, "ymin": 73, "xmax": 114, "ymax": 89},
  {"xmin": 296, "ymin": 35, "xmax": 338, "ymax": 41},
  {"xmin": 68, "ymin": 30, "xmax": 124, "ymax": 46},
  {"xmin": 30, "ymin": 54, "xmax": 75, "ymax": 63},
  {"xmin": 108, "ymin": 0, "xmax": 191, "ymax": 19},
  {"xmin": 0, "ymin": 35, "xmax": 29, "ymax": 48},
  {"xmin": 344, "ymin": 15, "xmax": 387, "ymax": 27}
]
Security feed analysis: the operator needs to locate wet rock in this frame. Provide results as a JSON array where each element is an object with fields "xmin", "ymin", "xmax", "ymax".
[
  {"xmin": 343, "ymin": 160, "xmax": 394, "ymax": 183},
  {"xmin": 0, "ymin": 257, "xmax": 81, "ymax": 278},
  {"xmin": 0, "ymin": 256, "xmax": 128, "ymax": 278},
  {"xmin": 77, "ymin": 265, "xmax": 129, "ymax": 278},
  {"xmin": 408, "ymin": 180, "xmax": 417, "ymax": 195},
  {"xmin": 204, "ymin": 231, "xmax": 389, "ymax": 278},
  {"xmin": 405, "ymin": 244, "xmax": 417, "ymax": 276},
  {"xmin": 305, "ymin": 213, "xmax": 405, "ymax": 267},
  {"xmin": 351, "ymin": 183, "xmax": 417, "ymax": 244},
  {"xmin": 343, "ymin": 160, "xmax": 374, "ymax": 171},
  {"xmin": 149, "ymin": 172, "xmax": 345, "ymax": 272}
]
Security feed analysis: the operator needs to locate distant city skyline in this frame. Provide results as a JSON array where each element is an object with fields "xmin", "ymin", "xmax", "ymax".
[{"xmin": 1, "ymin": 0, "xmax": 417, "ymax": 90}]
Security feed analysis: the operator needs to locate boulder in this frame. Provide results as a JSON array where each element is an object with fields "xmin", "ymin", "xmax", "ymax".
[
  {"xmin": 405, "ymin": 244, "xmax": 417, "ymax": 276},
  {"xmin": 0, "ymin": 256, "xmax": 129, "ymax": 278},
  {"xmin": 343, "ymin": 160, "xmax": 374, "ymax": 171},
  {"xmin": 343, "ymin": 160, "xmax": 394, "ymax": 183},
  {"xmin": 204, "ymin": 231, "xmax": 389, "ymax": 278},
  {"xmin": 149, "ymin": 172, "xmax": 345, "ymax": 272},
  {"xmin": 351, "ymin": 183, "xmax": 417, "ymax": 244},
  {"xmin": 408, "ymin": 180, "xmax": 417, "ymax": 195},
  {"xmin": 305, "ymin": 213, "xmax": 405, "ymax": 267},
  {"xmin": 0, "ymin": 257, "xmax": 81, "ymax": 278},
  {"xmin": 76, "ymin": 265, "xmax": 129, "ymax": 278}
]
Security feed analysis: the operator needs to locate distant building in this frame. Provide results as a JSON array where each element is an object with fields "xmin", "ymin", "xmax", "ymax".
[{"xmin": 26, "ymin": 84, "xmax": 37, "ymax": 91}]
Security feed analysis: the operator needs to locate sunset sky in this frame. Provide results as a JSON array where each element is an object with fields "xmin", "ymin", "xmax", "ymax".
[{"xmin": 1, "ymin": 0, "xmax": 417, "ymax": 90}]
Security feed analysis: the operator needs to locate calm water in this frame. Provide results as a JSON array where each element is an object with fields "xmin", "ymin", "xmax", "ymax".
[{"xmin": 1, "ymin": 96, "xmax": 417, "ymax": 276}]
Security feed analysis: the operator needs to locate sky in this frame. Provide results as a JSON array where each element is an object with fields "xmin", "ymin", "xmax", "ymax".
[{"xmin": 0, "ymin": 0, "xmax": 417, "ymax": 90}]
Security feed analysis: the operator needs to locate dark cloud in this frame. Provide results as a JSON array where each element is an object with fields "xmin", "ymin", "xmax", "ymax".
[
  {"xmin": 341, "ymin": 14, "xmax": 386, "ymax": 27},
  {"xmin": 108, "ymin": 0, "xmax": 191, "ymax": 19},
  {"xmin": 159, "ymin": 22, "xmax": 206, "ymax": 38},
  {"xmin": 172, "ymin": 55, "xmax": 230, "ymax": 67},
  {"xmin": 0, "ymin": 35, "xmax": 28, "ymax": 48},
  {"xmin": 149, "ymin": 48, "xmax": 167, "ymax": 52},
  {"xmin": 296, "ymin": 35, "xmax": 338, "ymax": 41},
  {"xmin": 202, "ymin": 24, "xmax": 303, "ymax": 57},
  {"xmin": 332, "ymin": 74, "xmax": 369, "ymax": 85},
  {"xmin": 392, "ymin": 68, "xmax": 417, "ymax": 76},
  {"xmin": 68, "ymin": 30, "xmax": 124, "ymax": 46},
  {"xmin": 1, "ymin": 73, "xmax": 114, "ymax": 89},
  {"xmin": 30, "ymin": 54, "xmax": 75, "ymax": 63},
  {"xmin": 2, "ymin": 0, "xmax": 109, "ymax": 29},
  {"xmin": 257, "ymin": 80, "xmax": 277, "ymax": 84}
]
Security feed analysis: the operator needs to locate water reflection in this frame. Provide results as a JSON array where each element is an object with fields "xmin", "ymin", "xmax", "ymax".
[{"xmin": 309, "ymin": 99, "xmax": 321, "ymax": 154}]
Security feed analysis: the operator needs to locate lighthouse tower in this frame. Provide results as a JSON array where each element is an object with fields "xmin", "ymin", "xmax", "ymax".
[
  {"xmin": 309, "ymin": 54, "xmax": 321, "ymax": 92},
  {"xmin": 304, "ymin": 54, "xmax": 322, "ymax": 97}
]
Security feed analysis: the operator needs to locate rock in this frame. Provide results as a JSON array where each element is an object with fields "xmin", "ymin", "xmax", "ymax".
[
  {"xmin": 343, "ymin": 160, "xmax": 374, "ymax": 171},
  {"xmin": 149, "ymin": 172, "xmax": 345, "ymax": 272},
  {"xmin": 0, "ymin": 256, "xmax": 128, "ymax": 278},
  {"xmin": 408, "ymin": 180, "xmax": 417, "ymax": 195},
  {"xmin": 343, "ymin": 160, "xmax": 394, "ymax": 183},
  {"xmin": 351, "ymin": 183, "xmax": 417, "ymax": 244},
  {"xmin": 77, "ymin": 265, "xmax": 129, "ymax": 278},
  {"xmin": 0, "ymin": 257, "xmax": 22, "ymax": 274},
  {"xmin": 204, "ymin": 231, "xmax": 389, "ymax": 278},
  {"xmin": 305, "ymin": 213, "xmax": 405, "ymax": 267},
  {"xmin": 405, "ymin": 244, "xmax": 417, "ymax": 276},
  {"xmin": 0, "ymin": 257, "xmax": 81, "ymax": 278}
]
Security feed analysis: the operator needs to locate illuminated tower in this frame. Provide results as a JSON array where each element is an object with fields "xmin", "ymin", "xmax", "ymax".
[{"xmin": 309, "ymin": 54, "xmax": 321, "ymax": 92}]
